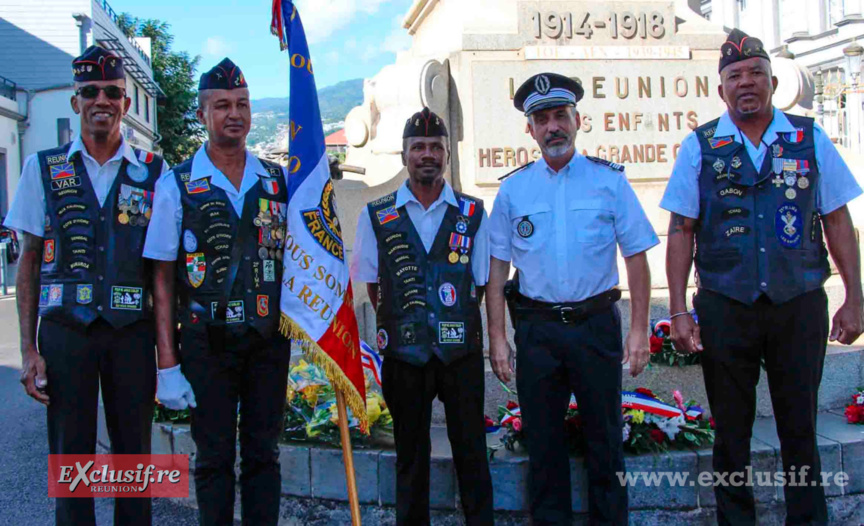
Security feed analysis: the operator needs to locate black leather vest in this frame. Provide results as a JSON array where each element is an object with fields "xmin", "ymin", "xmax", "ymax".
[
  {"xmin": 368, "ymin": 189, "xmax": 484, "ymax": 366},
  {"xmin": 694, "ymin": 113, "xmax": 830, "ymax": 305},
  {"xmin": 172, "ymin": 156, "xmax": 287, "ymax": 337},
  {"xmin": 37, "ymin": 143, "xmax": 162, "ymax": 329}
]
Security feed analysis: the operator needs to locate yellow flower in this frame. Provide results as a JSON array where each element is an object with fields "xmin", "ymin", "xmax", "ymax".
[
  {"xmin": 627, "ymin": 409, "xmax": 645, "ymax": 424},
  {"xmin": 366, "ymin": 397, "xmax": 382, "ymax": 425},
  {"xmin": 286, "ymin": 386, "xmax": 296, "ymax": 404},
  {"xmin": 301, "ymin": 385, "xmax": 321, "ymax": 406},
  {"xmin": 329, "ymin": 403, "xmax": 340, "ymax": 425}
]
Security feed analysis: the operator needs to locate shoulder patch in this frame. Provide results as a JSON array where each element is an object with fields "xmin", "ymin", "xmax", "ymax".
[
  {"xmin": 585, "ymin": 156, "xmax": 625, "ymax": 172},
  {"xmin": 498, "ymin": 161, "xmax": 535, "ymax": 181},
  {"xmin": 369, "ymin": 193, "xmax": 396, "ymax": 208}
]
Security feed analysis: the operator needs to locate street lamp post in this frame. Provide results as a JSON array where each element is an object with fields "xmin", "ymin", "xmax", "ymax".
[{"xmin": 843, "ymin": 41, "xmax": 863, "ymax": 153}]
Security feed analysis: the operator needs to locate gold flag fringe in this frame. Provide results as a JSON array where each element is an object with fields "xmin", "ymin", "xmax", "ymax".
[{"xmin": 279, "ymin": 313, "xmax": 370, "ymax": 433}]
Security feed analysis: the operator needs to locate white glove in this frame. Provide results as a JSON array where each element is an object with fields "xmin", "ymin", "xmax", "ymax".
[{"xmin": 156, "ymin": 365, "xmax": 197, "ymax": 410}]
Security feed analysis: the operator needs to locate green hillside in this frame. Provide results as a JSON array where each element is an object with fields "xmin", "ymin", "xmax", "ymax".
[{"xmin": 248, "ymin": 78, "xmax": 363, "ymax": 148}]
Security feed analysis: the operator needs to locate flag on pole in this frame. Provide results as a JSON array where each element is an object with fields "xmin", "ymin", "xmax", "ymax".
[
  {"xmin": 271, "ymin": 0, "xmax": 367, "ymax": 430},
  {"xmin": 360, "ymin": 340, "xmax": 383, "ymax": 386}
]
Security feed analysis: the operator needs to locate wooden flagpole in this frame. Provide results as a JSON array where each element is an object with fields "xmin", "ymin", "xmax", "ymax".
[{"xmin": 335, "ymin": 389, "xmax": 362, "ymax": 526}]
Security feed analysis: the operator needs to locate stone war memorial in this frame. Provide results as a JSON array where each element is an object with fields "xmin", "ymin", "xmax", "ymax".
[{"xmin": 128, "ymin": 0, "xmax": 864, "ymax": 523}]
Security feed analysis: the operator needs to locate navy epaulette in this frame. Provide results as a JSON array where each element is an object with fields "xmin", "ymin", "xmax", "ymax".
[
  {"xmin": 585, "ymin": 156, "xmax": 625, "ymax": 172},
  {"xmin": 498, "ymin": 161, "xmax": 535, "ymax": 181}
]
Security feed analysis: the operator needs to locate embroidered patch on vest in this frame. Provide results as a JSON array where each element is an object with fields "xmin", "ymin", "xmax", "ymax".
[
  {"xmin": 708, "ymin": 136, "xmax": 734, "ymax": 149},
  {"xmin": 111, "ymin": 286, "xmax": 143, "ymax": 311},
  {"xmin": 724, "ymin": 226, "xmax": 750, "ymax": 238},
  {"xmin": 376, "ymin": 205, "xmax": 399, "ymax": 225},
  {"xmin": 50, "ymin": 163, "xmax": 75, "ymax": 180},
  {"xmin": 438, "ymin": 283, "xmax": 457, "ymax": 307},
  {"xmin": 439, "ymin": 322, "xmax": 465, "ymax": 344},
  {"xmin": 377, "ymin": 328, "xmax": 389, "ymax": 350},
  {"xmin": 186, "ymin": 253, "xmax": 206, "ymax": 288},
  {"xmin": 185, "ymin": 179, "xmax": 211, "ymax": 194},
  {"xmin": 257, "ymin": 295, "xmax": 269, "ymax": 317},
  {"xmin": 781, "ymin": 128, "xmax": 805, "ymax": 144},
  {"xmin": 76, "ymin": 284, "xmax": 93, "ymax": 305},
  {"xmin": 776, "ymin": 203, "xmax": 803, "ymax": 248},
  {"xmin": 43, "ymin": 240, "xmax": 55, "ymax": 263}
]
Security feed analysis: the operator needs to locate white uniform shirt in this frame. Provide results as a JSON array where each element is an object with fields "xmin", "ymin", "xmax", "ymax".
[
  {"xmin": 143, "ymin": 144, "xmax": 288, "ymax": 262},
  {"xmin": 488, "ymin": 153, "xmax": 659, "ymax": 303},
  {"xmin": 3, "ymin": 136, "xmax": 168, "ymax": 237},
  {"xmin": 350, "ymin": 180, "xmax": 490, "ymax": 286},
  {"xmin": 661, "ymin": 108, "xmax": 863, "ymax": 218}
]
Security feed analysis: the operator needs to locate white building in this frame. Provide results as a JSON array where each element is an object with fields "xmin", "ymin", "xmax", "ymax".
[
  {"xmin": 704, "ymin": 0, "xmax": 864, "ymax": 150},
  {"xmin": 0, "ymin": 0, "xmax": 163, "ymax": 212}
]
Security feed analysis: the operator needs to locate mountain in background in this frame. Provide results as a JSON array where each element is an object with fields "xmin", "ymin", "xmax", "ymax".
[{"xmin": 248, "ymin": 78, "xmax": 364, "ymax": 155}]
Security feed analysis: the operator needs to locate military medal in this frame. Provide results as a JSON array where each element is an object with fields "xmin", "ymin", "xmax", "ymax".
[
  {"xmin": 772, "ymin": 144, "xmax": 783, "ymax": 158},
  {"xmin": 712, "ymin": 159, "xmax": 725, "ymax": 174},
  {"xmin": 798, "ymin": 177, "xmax": 810, "ymax": 189},
  {"xmin": 258, "ymin": 247, "xmax": 269, "ymax": 259},
  {"xmin": 784, "ymin": 173, "xmax": 797, "ymax": 187},
  {"xmin": 118, "ymin": 212, "xmax": 129, "ymax": 225},
  {"xmin": 455, "ymin": 218, "xmax": 468, "ymax": 234},
  {"xmin": 772, "ymin": 175, "xmax": 784, "ymax": 188},
  {"xmin": 731, "ymin": 156, "xmax": 742, "ymax": 169},
  {"xmin": 459, "ymin": 254, "xmax": 469, "ymax": 264},
  {"xmin": 785, "ymin": 188, "xmax": 797, "ymax": 200},
  {"xmin": 448, "ymin": 252, "xmax": 459, "ymax": 264}
]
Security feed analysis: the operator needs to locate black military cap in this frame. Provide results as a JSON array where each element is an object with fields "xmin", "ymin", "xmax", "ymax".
[
  {"xmin": 72, "ymin": 46, "xmax": 124, "ymax": 82},
  {"xmin": 403, "ymin": 107, "xmax": 448, "ymax": 138},
  {"xmin": 199, "ymin": 58, "xmax": 248, "ymax": 90},
  {"xmin": 719, "ymin": 29, "xmax": 770, "ymax": 73},
  {"xmin": 514, "ymin": 73, "xmax": 584, "ymax": 116}
]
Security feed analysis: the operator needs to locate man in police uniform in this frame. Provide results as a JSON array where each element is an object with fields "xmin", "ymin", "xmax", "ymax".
[
  {"xmin": 5, "ymin": 46, "xmax": 166, "ymax": 525},
  {"xmin": 351, "ymin": 108, "xmax": 494, "ymax": 525},
  {"xmin": 487, "ymin": 73, "xmax": 658, "ymax": 525},
  {"xmin": 662, "ymin": 29, "xmax": 863, "ymax": 525},
  {"xmin": 143, "ymin": 58, "xmax": 291, "ymax": 526}
]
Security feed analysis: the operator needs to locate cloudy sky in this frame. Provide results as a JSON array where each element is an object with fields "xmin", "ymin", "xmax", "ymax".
[{"xmin": 110, "ymin": 0, "xmax": 415, "ymax": 98}]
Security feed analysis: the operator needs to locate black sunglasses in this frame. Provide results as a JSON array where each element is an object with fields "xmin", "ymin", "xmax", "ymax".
[{"xmin": 75, "ymin": 85, "xmax": 126, "ymax": 100}]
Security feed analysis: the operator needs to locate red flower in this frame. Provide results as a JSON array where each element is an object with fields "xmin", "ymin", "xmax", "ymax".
[
  {"xmin": 846, "ymin": 404, "xmax": 864, "ymax": 424},
  {"xmin": 635, "ymin": 388, "xmax": 656, "ymax": 399},
  {"xmin": 649, "ymin": 429, "xmax": 666, "ymax": 444},
  {"xmin": 484, "ymin": 415, "xmax": 496, "ymax": 428},
  {"xmin": 709, "ymin": 417, "xmax": 716, "ymax": 429},
  {"xmin": 506, "ymin": 400, "xmax": 519, "ymax": 411},
  {"xmin": 649, "ymin": 335, "xmax": 664, "ymax": 354},
  {"xmin": 512, "ymin": 418, "xmax": 523, "ymax": 432}
]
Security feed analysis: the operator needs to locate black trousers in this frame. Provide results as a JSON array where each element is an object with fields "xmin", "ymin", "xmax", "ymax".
[
  {"xmin": 381, "ymin": 352, "xmax": 494, "ymax": 526},
  {"xmin": 695, "ymin": 288, "xmax": 829, "ymax": 526},
  {"xmin": 39, "ymin": 318, "xmax": 156, "ymax": 526},
  {"xmin": 179, "ymin": 326, "xmax": 291, "ymax": 526},
  {"xmin": 515, "ymin": 305, "xmax": 628, "ymax": 526}
]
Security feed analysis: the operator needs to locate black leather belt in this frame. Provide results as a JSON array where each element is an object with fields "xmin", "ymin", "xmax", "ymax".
[{"xmin": 513, "ymin": 289, "xmax": 621, "ymax": 324}]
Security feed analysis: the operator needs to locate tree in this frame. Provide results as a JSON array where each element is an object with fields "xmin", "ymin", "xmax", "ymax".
[{"xmin": 118, "ymin": 16, "xmax": 203, "ymax": 165}]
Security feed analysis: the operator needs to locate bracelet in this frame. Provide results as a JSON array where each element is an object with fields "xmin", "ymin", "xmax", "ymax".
[{"xmin": 670, "ymin": 311, "xmax": 692, "ymax": 320}]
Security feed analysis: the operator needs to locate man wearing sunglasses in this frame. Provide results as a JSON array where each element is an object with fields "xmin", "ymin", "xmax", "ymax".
[{"xmin": 3, "ymin": 45, "xmax": 167, "ymax": 526}]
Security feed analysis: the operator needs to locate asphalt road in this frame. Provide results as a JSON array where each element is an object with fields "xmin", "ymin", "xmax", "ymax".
[{"xmin": 0, "ymin": 295, "xmax": 204, "ymax": 525}]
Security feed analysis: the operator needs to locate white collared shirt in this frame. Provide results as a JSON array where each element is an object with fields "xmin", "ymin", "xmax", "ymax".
[
  {"xmin": 350, "ymin": 179, "xmax": 490, "ymax": 286},
  {"xmin": 3, "ymin": 136, "xmax": 167, "ymax": 237},
  {"xmin": 143, "ymin": 143, "xmax": 287, "ymax": 262},
  {"xmin": 488, "ymin": 152, "xmax": 659, "ymax": 303},
  {"xmin": 661, "ymin": 108, "xmax": 863, "ymax": 218}
]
